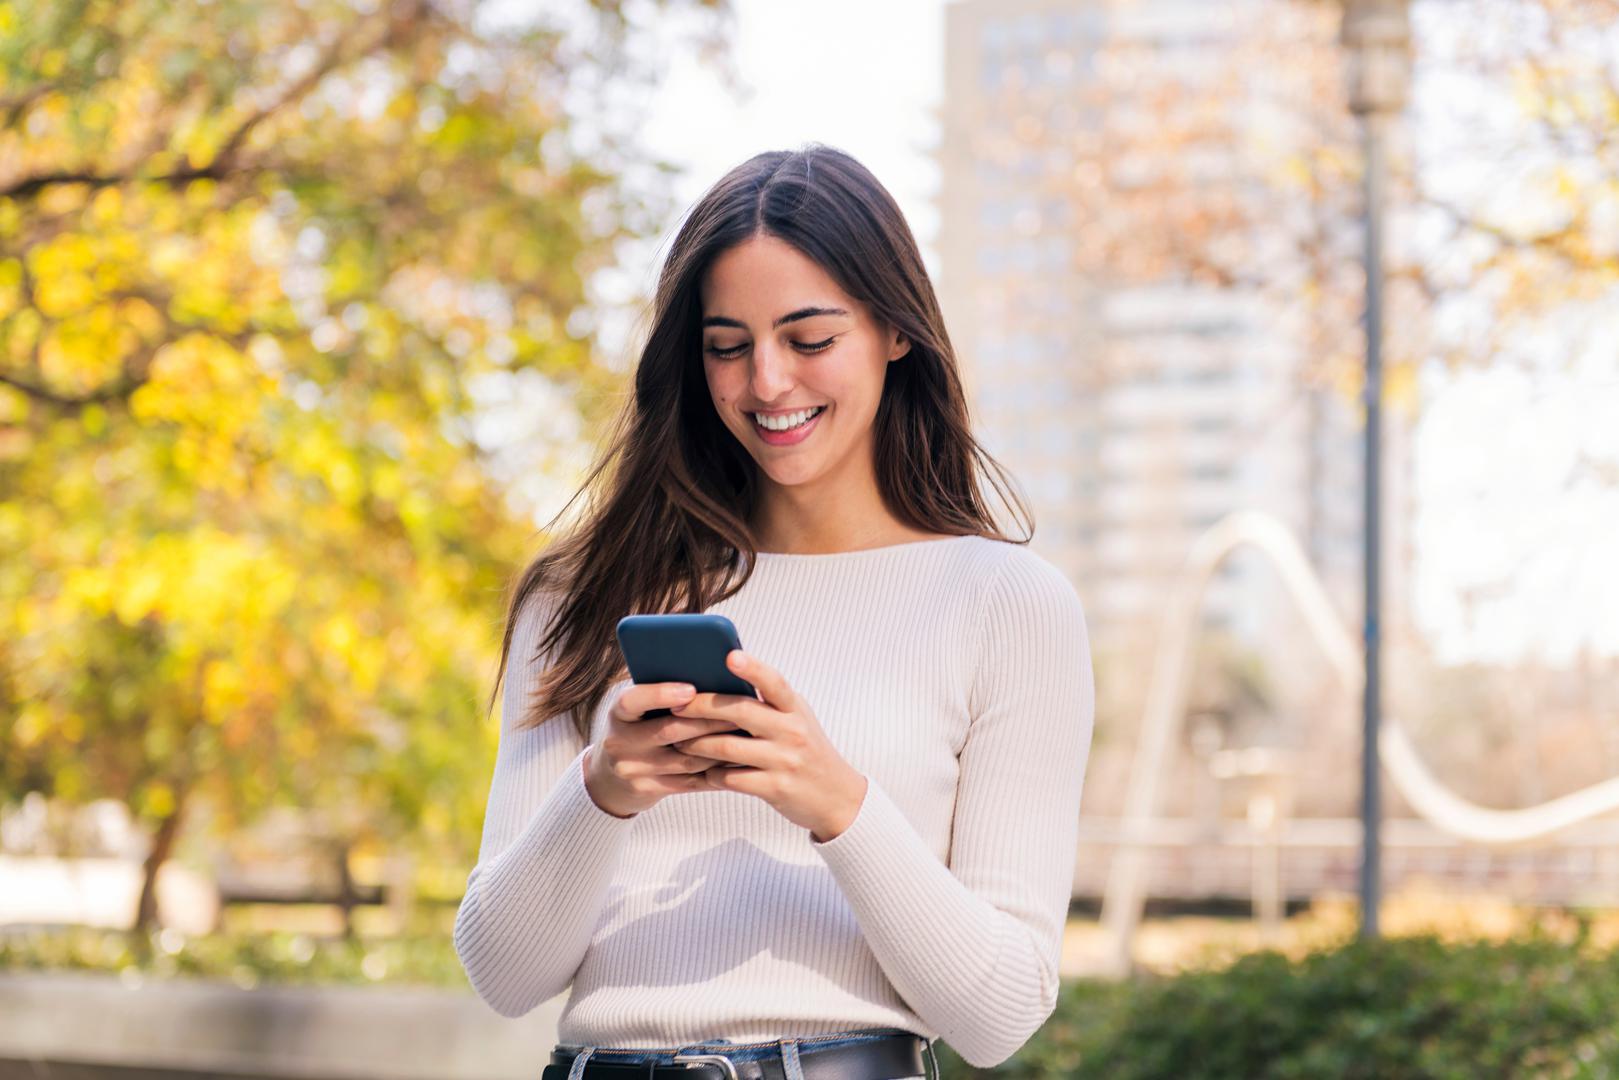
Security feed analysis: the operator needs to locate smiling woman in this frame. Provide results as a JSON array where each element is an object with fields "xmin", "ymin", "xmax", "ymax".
[
  {"xmin": 698, "ymin": 235, "xmax": 911, "ymax": 500},
  {"xmin": 454, "ymin": 144, "xmax": 1096, "ymax": 1080}
]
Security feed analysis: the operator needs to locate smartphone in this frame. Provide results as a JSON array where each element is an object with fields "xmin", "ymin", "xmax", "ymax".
[{"xmin": 615, "ymin": 613, "xmax": 759, "ymax": 724}]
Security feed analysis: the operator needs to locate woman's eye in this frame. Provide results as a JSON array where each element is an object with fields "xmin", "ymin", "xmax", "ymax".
[{"xmin": 704, "ymin": 337, "xmax": 836, "ymax": 359}]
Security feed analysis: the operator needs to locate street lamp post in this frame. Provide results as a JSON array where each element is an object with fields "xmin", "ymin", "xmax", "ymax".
[{"xmin": 1340, "ymin": 0, "xmax": 1411, "ymax": 941}]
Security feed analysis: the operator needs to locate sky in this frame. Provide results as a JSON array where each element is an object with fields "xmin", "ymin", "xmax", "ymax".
[
  {"xmin": 590, "ymin": 0, "xmax": 947, "ymax": 318},
  {"xmin": 508, "ymin": 0, "xmax": 1619, "ymax": 669}
]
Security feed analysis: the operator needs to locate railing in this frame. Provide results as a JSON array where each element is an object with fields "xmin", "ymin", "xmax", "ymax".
[{"xmin": 1096, "ymin": 510, "xmax": 1619, "ymax": 977}]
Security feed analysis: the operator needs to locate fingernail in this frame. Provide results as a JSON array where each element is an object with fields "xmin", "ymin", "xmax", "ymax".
[
  {"xmin": 729, "ymin": 651, "xmax": 745, "ymax": 667},
  {"xmin": 677, "ymin": 685, "xmax": 696, "ymax": 697}
]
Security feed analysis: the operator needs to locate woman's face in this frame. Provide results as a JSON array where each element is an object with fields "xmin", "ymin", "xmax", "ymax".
[{"xmin": 699, "ymin": 233, "xmax": 909, "ymax": 493}]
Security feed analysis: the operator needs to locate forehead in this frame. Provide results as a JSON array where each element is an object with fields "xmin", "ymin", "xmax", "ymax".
[{"xmin": 699, "ymin": 234, "xmax": 854, "ymax": 317}]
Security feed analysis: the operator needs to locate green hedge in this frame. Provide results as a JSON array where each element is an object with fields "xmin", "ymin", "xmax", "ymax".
[
  {"xmin": 0, "ymin": 924, "xmax": 469, "ymax": 989},
  {"xmin": 939, "ymin": 925, "xmax": 1619, "ymax": 1079}
]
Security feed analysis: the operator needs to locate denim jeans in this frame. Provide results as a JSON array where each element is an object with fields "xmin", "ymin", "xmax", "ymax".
[{"xmin": 554, "ymin": 1026, "xmax": 935, "ymax": 1080}]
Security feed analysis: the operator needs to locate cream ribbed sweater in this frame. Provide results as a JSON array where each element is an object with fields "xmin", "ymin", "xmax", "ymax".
[{"xmin": 453, "ymin": 535, "xmax": 1095, "ymax": 1068}]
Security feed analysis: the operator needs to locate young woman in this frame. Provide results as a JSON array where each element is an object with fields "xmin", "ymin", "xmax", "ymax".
[{"xmin": 454, "ymin": 145, "xmax": 1095, "ymax": 1080}]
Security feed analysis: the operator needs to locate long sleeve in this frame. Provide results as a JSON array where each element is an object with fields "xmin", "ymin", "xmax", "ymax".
[
  {"xmin": 809, "ymin": 551, "xmax": 1096, "ymax": 1067},
  {"xmin": 453, "ymin": 589, "xmax": 637, "ymax": 1017}
]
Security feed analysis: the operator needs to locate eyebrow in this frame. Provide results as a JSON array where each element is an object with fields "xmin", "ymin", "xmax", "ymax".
[{"xmin": 701, "ymin": 306, "xmax": 851, "ymax": 331}]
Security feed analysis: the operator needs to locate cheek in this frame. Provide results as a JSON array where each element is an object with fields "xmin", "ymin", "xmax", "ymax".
[
  {"xmin": 703, "ymin": 368, "xmax": 731, "ymax": 409},
  {"xmin": 830, "ymin": 350, "xmax": 884, "ymax": 401}
]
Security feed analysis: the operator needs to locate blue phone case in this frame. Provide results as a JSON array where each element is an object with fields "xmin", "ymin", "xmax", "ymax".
[{"xmin": 615, "ymin": 614, "xmax": 759, "ymax": 722}]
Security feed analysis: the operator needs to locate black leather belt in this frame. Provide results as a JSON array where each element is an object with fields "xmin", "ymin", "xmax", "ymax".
[{"xmin": 542, "ymin": 1032, "xmax": 929, "ymax": 1080}]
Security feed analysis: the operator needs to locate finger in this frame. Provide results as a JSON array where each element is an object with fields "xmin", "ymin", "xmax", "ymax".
[
  {"xmin": 672, "ymin": 692, "xmax": 770, "ymax": 736},
  {"xmin": 615, "ymin": 744, "xmax": 716, "ymax": 778},
  {"xmin": 703, "ymin": 764, "xmax": 765, "ymax": 796},
  {"xmin": 648, "ymin": 716, "xmax": 739, "ymax": 747},
  {"xmin": 726, "ymin": 650, "xmax": 795, "ymax": 713},
  {"xmin": 613, "ymin": 681, "xmax": 696, "ymax": 722},
  {"xmin": 646, "ymin": 771, "xmax": 714, "ymax": 795},
  {"xmin": 648, "ymin": 745, "xmax": 719, "ymax": 774},
  {"xmin": 675, "ymin": 732, "xmax": 771, "ymax": 769}
]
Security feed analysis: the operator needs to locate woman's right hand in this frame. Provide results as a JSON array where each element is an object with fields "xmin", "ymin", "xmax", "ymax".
[{"xmin": 582, "ymin": 681, "xmax": 737, "ymax": 818}]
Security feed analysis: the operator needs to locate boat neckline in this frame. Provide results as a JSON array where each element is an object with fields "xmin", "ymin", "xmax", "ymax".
[{"xmin": 748, "ymin": 535, "xmax": 984, "ymax": 560}]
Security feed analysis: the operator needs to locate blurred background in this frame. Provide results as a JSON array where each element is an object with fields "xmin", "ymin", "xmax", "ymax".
[{"xmin": 3, "ymin": 0, "xmax": 1618, "ymax": 1076}]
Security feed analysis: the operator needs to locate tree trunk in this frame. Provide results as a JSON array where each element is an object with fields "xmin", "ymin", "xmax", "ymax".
[
  {"xmin": 134, "ymin": 790, "xmax": 187, "ymax": 933},
  {"xmin": 335, "ymin": 840, "xmax": 358, "ymax": 941}
]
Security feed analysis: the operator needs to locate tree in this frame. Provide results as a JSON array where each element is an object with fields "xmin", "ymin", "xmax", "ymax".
[
  {"xmin": 0, "ymin": 0, "xmax": 727, "ymax": 930},
  {"xmin": 1044, "ymin": 0, "xmax": 1617, "ymax": 432},
  {"xmin": 1036, "ymin": 0, "xmax": 1618, "ymax": 816}
]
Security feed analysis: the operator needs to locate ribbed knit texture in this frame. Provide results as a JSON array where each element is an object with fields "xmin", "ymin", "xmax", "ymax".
[{"xmin": 453, "ymin": 535, "xmax": 1095, "ymax": 1069}]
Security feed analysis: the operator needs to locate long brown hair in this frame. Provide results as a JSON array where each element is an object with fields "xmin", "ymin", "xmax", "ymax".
[{"xmin": 490, "ymin": 143, "xmax": 1033, "ymax": 738}]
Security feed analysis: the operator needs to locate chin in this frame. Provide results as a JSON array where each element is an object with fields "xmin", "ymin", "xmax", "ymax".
[{"xmin": 757, "ymin": 461, "xmax": 820, "ymax": 487}]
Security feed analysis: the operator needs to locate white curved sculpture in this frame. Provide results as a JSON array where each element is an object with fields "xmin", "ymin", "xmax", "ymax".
[{"xmin": 1096, "ymin": 510, "xmax": 1619, "ymax": 977}]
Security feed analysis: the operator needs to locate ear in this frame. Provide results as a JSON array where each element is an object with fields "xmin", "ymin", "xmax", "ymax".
[{"xmin": 888, "ymin": 329, "xmax": 912, "ymax": 362}]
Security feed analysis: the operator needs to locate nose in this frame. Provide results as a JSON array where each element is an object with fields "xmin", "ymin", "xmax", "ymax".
[{"xmin": 747, "ymin": 340, "xmax": 795, "ymax": 405}]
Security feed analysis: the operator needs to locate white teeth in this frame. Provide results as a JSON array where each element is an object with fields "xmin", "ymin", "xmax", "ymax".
[{"xmin": 754, "ymin": 406, "xmax": 823, "ymax": 432}]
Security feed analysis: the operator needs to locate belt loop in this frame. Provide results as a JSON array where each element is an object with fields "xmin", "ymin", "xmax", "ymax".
[
  {"xmin": 922, "ymin": 1037, "xmax": 939, "ymax": 1080},
  {"xmin": 567, "ymin": 1048, "xmax": 597, "ymax": 1080},
  {"xmin": 777, "ymin": 1038, "xmax": 806, "ymax": 1080}
]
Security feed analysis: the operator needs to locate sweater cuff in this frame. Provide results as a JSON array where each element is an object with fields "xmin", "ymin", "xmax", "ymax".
[
  {"xmin": 566, "ymin": 745, "xmax": 641, "ymax": 826},
  {"xmin": 488, "ymin": 745, "xmax": 638, "ymax": 888},
  {"xmin": 809, "ymin": 776, "xmax": 915, "ymax": 876},
  {"xmin": 578, "ymin": 747, "xmax": 639, "ymax": 820}
]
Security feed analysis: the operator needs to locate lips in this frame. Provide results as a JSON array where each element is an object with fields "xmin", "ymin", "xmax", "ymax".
[{"xmin": 750, "ymin": 404, "xmax": 825, "ymax": 446}]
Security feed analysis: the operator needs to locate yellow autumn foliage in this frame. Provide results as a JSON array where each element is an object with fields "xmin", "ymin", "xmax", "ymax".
[{"xmin": 0, "ymin": 0, "xmax": 724, "ymax": 894}]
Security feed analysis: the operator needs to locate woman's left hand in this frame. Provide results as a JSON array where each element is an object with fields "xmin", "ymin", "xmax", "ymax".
[{"xmin": 671, "ymin": 649, "xmax": 868, "ymax": 843}]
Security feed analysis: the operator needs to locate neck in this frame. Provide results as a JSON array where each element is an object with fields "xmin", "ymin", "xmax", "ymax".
[
  {"xmin": 751, "ymin": 442, "xmax": 901, "ymax": 555},
  {"xmin": 753, "ymin": 489, "xmax": 896, "ymax": 557}
]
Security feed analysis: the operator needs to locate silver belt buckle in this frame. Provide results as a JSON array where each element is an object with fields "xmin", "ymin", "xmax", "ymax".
[{"xmin": 670, "ymin": 1053, "xmax": 740, "ymax": 1080}]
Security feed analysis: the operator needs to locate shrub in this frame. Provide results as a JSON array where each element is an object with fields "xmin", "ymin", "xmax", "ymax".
[
  {"xmin": 0, "ymin": 923, "xmax": 468, "ymax": 990},
  {"xmin": 939, "ymin": 927, "xmax": 1619, "ymax": 1079}
]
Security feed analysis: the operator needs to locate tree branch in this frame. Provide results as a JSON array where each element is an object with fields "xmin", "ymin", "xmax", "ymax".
[
  {"xmin": 1423, "ymin": 195, "xmax": 1590, "ymax": 266},
  {"xmin": 0, "ymin": 341, "xmax": 164, "ymax": 408},
  {"xmin": 0, "ymin": 161, "xmax": 272, "ymax": 201},
  {"xmin": 0, "ymin": 0, "xmax": 429, "ymax": 202},
  {"xmin": 0, "ymin": 281, "xmax": 262, "ymax": 413},
  {"xmin": 0, "ymin": 81, "xmax": 56, "ymax": 129},
  {"xmin": 211, "ymin": 1, "xmax": 417, "ymax": 171}
]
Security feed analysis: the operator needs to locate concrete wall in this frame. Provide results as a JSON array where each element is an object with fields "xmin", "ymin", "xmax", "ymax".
[{"xmin": 0, "ymin": 971, "xmax": 563, "ymax": 1080}]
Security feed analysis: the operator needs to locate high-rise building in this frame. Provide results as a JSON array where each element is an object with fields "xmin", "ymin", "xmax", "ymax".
[{"xmin": 938, "ymin": 0, "xmax": 1416, "ymax": 694}]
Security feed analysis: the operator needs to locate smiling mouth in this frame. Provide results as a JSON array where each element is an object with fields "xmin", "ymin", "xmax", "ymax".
[{"xmin": 750, "ymin": 405, "xmax": 826, "ymax": 432}]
